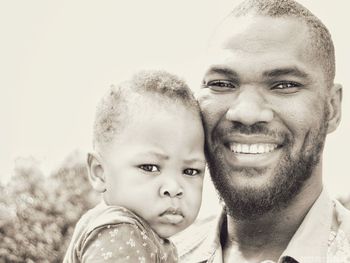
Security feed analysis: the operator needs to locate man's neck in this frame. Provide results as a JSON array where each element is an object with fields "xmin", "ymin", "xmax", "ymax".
[{"xmin": 222, "ymin": 181, "xmax": 323, "ymax": 263}]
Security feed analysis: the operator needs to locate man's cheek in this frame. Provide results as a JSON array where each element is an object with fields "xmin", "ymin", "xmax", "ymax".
[{"xmin": 202, "ymin": 105, "xmax": 225, "ymax": 129}]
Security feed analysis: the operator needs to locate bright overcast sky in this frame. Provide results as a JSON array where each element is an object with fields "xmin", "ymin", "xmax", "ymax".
[{"xmin": 1, "ymin": 0, "xmax": 349, "ymax": 201}]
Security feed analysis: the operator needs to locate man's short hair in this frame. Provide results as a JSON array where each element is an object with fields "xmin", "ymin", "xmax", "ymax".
[
  {"xmin": 93, "ymin": 70, "xmax": 200, "ymax": 150},
  {"xmin": 229, "ymin": 0, "xmax": 335, "ymax": 86}
]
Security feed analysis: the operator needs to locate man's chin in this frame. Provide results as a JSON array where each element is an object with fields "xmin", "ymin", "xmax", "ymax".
[
  {"xmin": 208, "ymin": 155, "xmax": 311, "ymax": 220},
  {"xmin": 213, "ymin": 178, "xmax": 281, "ymax": 220},
  {"xmin": 224, "ymin": 166, "xmax": 276, "ymax": 186}
]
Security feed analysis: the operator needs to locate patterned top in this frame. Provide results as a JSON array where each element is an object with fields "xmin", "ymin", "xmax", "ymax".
[
  {"xmin": 64, "ymin": 202, "xmax": 178, "ymax": 263},
  {"xmin": 171, "ymin": 190, "xmax": 350, "ymax": 263}
]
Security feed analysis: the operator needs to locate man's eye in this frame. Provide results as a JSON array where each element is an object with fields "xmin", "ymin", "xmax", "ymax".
[
  {"xmin": 139, "ymin": 164, "xmax": 159, "ymax": 172},
  {"xmin": 205, "ymin": 80, "xmax": 237, "ymax": 92},
  {"xmin": 271, "ymin": 82, "xmax": 301, "ymax": 93},
  {"xmin": 183, "ymin": 168, "xmax": 200, "ymax": 177}
]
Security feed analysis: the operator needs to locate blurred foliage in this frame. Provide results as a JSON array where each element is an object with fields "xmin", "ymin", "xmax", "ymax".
[{"xmin": 0, "ymin": 152, "xmax": 99, "ymax": 263}]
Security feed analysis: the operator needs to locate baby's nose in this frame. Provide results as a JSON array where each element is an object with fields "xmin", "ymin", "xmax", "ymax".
[{"xmin": 159, "ymin": 180, "xmax": 183, "ymax": 198}]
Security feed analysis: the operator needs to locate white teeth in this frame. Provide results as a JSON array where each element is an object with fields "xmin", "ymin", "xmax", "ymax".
[
  {"xmin": 230, "ymin": 143, "xmax": 278, "ymax": 154},
  {"xmin": 242, "ymin": 144, "xmax": 249, "ymax": 153},
  {"xmin": 268, "ymin": 144, "xmax": 275, "ymax": 152},
  {"xmin": 257, "ymin": 144, "xmax": 265, "ymax": 153},
  {"xmin": 250, "ymin": 144, "xmax": 258, "ymax": 153}
]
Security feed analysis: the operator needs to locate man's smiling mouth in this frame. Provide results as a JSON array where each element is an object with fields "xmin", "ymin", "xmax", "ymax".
[
  {"xmin": 221, "ymin": 134, "xmax": 285, "ymax": 168},
  {"xmin": 229, "ymin": 143, "xmax": 279, "ymax": 154}
]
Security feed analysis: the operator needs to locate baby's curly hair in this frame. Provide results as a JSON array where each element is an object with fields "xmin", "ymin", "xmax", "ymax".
[{"xmin": 93, "ymin": 70, "xmax": 200, "ymax": 150}]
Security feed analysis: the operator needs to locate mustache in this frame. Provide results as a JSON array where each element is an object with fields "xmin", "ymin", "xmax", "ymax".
[{"xmin": 213, "ymin": 122, "xmax": 290, "ymax": 142}]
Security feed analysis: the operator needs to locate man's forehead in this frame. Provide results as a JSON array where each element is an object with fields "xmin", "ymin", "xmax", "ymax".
[
  {"xmin": 209, "ymin": 15, "xmax": 308, "ymax": 51},
  {"xmin": 203, "ymin": 16, "xmax": 315, "ymax": 74}
]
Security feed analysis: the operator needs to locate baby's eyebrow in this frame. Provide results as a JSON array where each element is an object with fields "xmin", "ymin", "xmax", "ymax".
[
  {"xmin": 136, "ymin": 152, "xmax": 169, "ymax": 160},
  {"xmin": 151, "ymin": 152, "xmax": 169, "ymax": 160},
  {"xmin": 183, "ymin": 158, "xmax": 206, "ymax": 166}
]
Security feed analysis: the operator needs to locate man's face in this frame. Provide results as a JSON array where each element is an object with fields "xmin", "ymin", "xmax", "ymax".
[
  {"xmin": 198, "ymin": 16, "xmax": 334, "ymax": 219},
  {"xmin": 101, "ymin": 99, "xmax": 205, "ymax": 238}
]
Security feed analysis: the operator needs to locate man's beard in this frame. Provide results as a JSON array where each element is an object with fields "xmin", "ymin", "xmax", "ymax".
[{"xmin": 205, "ymin": 112, "xmax": 328, "ymax": 220}]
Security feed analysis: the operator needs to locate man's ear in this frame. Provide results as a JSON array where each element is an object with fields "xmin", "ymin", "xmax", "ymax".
[
  {"xmin": 327, "ymin": 83, "xmax": 342, "ymax": 134},
  {"xmin": 87, "ymin": 152, "xmax": 106, "ymax": 193}
]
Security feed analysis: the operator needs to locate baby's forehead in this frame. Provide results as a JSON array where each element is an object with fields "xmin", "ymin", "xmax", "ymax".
[
  {"xmin": 112, "ymin": 90, "xmax": 194, "ymax": 121},
  {"xmin": 97, "ymin": 92, "xmax": 202, "ymax": 152},
  {"xmin": 93, "ymin": 70, "xmax": 201, "ymax": 152},
  {"xmin": 129, "ymin": 91, "xmax": 191, "ymax": 110},
  {"xmin": 99, "ymin": 90, "xmax": 194, "ymax": 131}
]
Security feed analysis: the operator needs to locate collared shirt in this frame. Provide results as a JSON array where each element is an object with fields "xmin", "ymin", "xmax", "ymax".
[{"xmin": 172, "ymin": 190, "xmax": 350, "ymax": 263}]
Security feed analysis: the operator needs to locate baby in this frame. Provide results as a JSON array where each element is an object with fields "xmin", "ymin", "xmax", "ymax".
[{"xmin": 64, "ymin": 70, "xmax": 205, "ymax": 262}]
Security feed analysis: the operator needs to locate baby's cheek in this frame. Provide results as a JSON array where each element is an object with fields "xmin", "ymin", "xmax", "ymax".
[{"xmin": 186, "ymin": 188, "xmax": 202, "ymax": 218}]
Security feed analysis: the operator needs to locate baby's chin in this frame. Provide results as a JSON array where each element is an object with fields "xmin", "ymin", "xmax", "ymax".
[
  {"xmin": 154, "ymin": 225, "xmax": 185, "ymax": 239},
  {"xmin": 152, "ymin": 218, "xmax": 195, "ymax": 239}
]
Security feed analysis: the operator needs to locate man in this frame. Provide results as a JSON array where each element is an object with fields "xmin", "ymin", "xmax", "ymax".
[{"xmin": 172, "ymin": 0, "xmax": 350, "ymax": 262}]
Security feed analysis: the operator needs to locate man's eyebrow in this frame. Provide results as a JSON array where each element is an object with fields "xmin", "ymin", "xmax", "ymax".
[
  {"xmin": 262, "ymin": 67, "xmax": 309, "ymax": 79},
  {"xmin": 205, "ymin": 66, "xmax": 239, "ymax": 79}
]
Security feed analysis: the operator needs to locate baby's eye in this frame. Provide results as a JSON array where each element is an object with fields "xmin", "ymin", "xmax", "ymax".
[
  {"xmin": 183, "ymin": 168, "xmax": 201, "ymax": 177},
  {"xmin": 139, "ymin": 164, "xmax": 160, "ymax": 172}
]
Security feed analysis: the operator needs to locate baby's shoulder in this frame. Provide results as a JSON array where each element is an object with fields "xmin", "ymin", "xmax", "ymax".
[
  {"xmin": 82, "ymin": 204, "xmax": 159, "ymax": 245},
  {"xmin": 91, "ymin": 205, "xmax": 137, "ymax": 227},
  {"xmin": 81, "ymin": 221, "xmax": 162, "ymax": 262},
  {"xmin": 65, "ymin": 204, "xmax": 161, "ymax": 262}
]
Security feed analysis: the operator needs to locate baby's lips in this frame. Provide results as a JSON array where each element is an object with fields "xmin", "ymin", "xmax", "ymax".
[
  {"xmin": 159, "ymin": 213, "xmax": 184, "ymax": 225},
  {"xmin": 159, "ymin": 207, "xmax": 184, "ymax": 224},
  {"xmin": 159, "ymin": 207, "xmax": 183, "ymax": 217}
]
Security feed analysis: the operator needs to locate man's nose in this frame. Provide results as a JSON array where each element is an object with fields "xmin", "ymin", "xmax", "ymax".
[
  {"xmin": 226, "ymin": 86, "xmax": 273, "ymax": 125},
  {"xmin": 159, "ymin": 178, "xmax": 183, "ymax": 198}
]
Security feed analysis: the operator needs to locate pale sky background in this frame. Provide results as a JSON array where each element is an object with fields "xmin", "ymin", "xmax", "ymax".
[{"xmin": 1, "ymin": 0, "xmax": 349, "ymax": 215}]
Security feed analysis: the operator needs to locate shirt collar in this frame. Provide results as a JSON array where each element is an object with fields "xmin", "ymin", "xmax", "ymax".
[
  {"xmin": 279, "ymin": 189, "xmax": 333, "ymax": 263},
  {"xmin": 173, "ymin": 210, "xmax": 225, "ymax": 262},
  {"xmin": 200, "ymin": 190, "xmax": 333, "ymax": 263}
]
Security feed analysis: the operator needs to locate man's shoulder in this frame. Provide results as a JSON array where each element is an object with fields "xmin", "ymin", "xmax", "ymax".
[
  {"xmin": 334, "ymin": 199, "xmax": 350, "ymax": 239},
  {"xmin": 327, "ymin": 200, "xmax": 350, "ymax": 261}
]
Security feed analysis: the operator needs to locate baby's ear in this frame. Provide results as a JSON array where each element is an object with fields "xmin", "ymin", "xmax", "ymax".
[{"xmin": 87, "ymin": 152, "xmax": 106, "ymax": 193}]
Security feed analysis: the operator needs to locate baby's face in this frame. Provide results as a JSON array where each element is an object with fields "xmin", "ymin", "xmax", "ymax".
[{"xmin": 101, "ymin": 102, "xmax": 205, "ymax": 238}]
